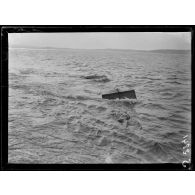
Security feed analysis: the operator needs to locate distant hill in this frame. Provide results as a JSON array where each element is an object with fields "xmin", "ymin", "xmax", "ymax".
[
  {"xmin": 104, "ymin": 49, "xmax": 191, "ymax": 54},
  {"xmin": 147, "ymin": 49, "xmax": 191, "ymax": 54}
]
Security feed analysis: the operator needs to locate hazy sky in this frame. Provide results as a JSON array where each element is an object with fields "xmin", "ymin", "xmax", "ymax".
[{"xmin": 9, "ymin": 32, "xmax": 191, "ymax": 50}]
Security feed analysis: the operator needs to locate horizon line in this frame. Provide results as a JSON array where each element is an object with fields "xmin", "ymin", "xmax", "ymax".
[{"xmin": 9, "ymin": 46, "xmax": 191, "ymax": 51}]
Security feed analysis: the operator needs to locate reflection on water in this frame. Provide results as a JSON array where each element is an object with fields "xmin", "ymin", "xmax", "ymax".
[{"xmin": 9, "ymin": 49, "xmax": 191, "ymax": 163}]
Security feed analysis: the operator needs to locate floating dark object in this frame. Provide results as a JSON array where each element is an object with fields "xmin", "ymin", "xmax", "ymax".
[
  {"xmin": 82, "ymin": 75, "xmax": 110, "ymax": 83},
  {"xmin": 118, "ymin": 118, "xmax": 124, "ymax": 123},
  {"xmin": 102, "ymin": 89, "xmax": 136, "ymax": 100}
]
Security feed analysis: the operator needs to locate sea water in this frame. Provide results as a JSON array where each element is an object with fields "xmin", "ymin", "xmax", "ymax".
[{"xmin": 8, "ymin": 48, "xmax": 191, "ymax": 163}]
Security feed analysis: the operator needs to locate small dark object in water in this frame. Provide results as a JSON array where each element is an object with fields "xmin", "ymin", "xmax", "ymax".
[
  {"xmin": 125, "ymin": 115, "xmax": 130, "ymax": 120},
  {"xmin": 118, "ymin": 118, "xmax": 124, "ymax": 123},
  {"xmin": 82, "ymin": 75, "xmax": 110, "ymax": 83},
  {"xmin": 102, "ymin": 90, "xmax": 136, "ymax": 100}
]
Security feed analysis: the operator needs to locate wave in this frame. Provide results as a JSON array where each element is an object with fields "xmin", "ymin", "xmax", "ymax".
[
  {"xmin": 143, "ymin": 102, "xmax": 167, "ymax": 110},
  {"xmin": 41, "ymin": 58, "xmax": 52, "ymax": 61},
  {"xmin": 105, "ymin": 98, "xmax": 137, "ymax": 108},
  {"xmin": 20, "ymin": 68, "xmax": 37, "ymax": 75},
  {"xmin": 62, "ymin": 94, "xmax": 96, "ymax": 101}
]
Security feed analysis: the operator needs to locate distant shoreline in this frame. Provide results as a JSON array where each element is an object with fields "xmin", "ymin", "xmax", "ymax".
[{"xmin": 9, "ymin": 47, "xmax": 191, "ymax": 54}]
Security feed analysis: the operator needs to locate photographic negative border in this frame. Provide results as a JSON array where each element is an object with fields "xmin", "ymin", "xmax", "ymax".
[{"xmin": 1, "ymin": 25, "xmax": 194, "ymax": 171}]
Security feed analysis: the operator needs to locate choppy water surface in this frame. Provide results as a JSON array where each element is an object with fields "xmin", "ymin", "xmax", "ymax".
[{"xmin": 9, "ymin": 49, "xmax": 191, "ymax": 163}]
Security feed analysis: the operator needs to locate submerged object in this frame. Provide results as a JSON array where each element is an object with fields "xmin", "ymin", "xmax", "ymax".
[
  {"xmin": 82, "ymin": 74, "xmax": 110, "ymax": 83},
  {"xmin": 102, "ymin": 89, "xmax": 136, "ymax": 100}
]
